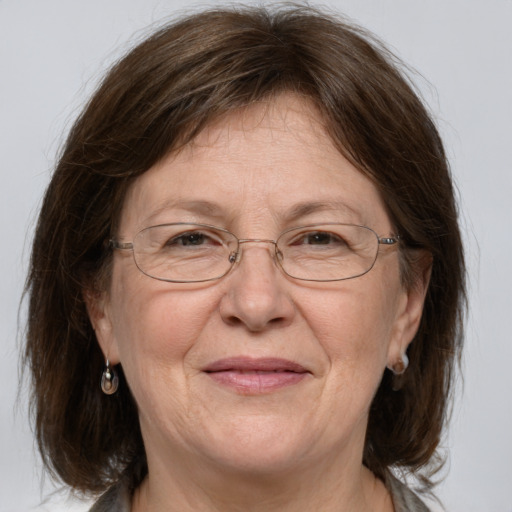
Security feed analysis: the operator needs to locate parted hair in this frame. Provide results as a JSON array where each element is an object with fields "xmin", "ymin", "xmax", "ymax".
[{"xmin": 24, "ymin": 4, "xmax": 465, "ymax": 495}]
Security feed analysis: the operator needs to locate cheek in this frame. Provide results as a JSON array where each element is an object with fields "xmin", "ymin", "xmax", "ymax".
[
  {"xmin": 297, "ymin": 279, "xmax": 398, "ymax": 375},
  {"xmin": 109, "ymin": 277, "xmax": 218, "ymax": 392},
  {"xmin": 288, "ymin": 279, "xmax": 401, "ymax": 444}
]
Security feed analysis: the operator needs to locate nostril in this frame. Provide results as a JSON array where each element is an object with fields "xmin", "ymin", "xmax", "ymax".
[{"xmin": 224, "ymin": 315, "xmax": 243, "ymax": 327}]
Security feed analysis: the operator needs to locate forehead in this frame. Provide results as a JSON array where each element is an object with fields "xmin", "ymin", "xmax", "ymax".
[{"xmin": 119, "ymin": 93, "xmax": 389, "ymax": 235}]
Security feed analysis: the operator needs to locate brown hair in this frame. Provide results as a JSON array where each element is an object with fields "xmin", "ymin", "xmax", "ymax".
[{"xmin": 24, "ymin": 4, "xmax": 465, "ymax": 495}]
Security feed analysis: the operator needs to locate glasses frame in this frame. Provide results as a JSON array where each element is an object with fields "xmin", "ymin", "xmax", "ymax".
[{"xmin": 110, "ymin": 222, "xmax": 400, "ymax": 283}]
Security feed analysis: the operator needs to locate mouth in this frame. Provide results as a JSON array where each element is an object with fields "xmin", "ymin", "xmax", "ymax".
[{"xmin": 202, "ymin": 357, "xmax": 311, "ymax": 394}]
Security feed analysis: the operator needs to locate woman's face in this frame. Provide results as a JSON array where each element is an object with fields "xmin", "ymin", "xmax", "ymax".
[{"xmin": 90, "ymin": 93, "xmax": 425, "ymax": 478}]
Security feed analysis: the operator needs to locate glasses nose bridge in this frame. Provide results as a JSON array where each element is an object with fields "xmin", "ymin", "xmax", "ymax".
[{"xmin": 234, "ymin": 238, "xmax": 280, "ymax": 265}]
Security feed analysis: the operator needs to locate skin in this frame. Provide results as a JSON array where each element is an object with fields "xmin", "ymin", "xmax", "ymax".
[{"xmin": 87, "ymin": 93, "xmax": 428, "ymax": 511}]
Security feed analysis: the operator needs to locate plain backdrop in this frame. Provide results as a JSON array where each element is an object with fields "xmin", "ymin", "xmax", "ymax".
[{"xmin": 1, "ymin": 0, "xmax": 511, "ymax": 510}]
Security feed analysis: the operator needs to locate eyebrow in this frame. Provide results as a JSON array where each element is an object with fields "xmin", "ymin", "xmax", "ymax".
[
  {"xmin": 144, "ymin": 199, "xmax": 225, "ymax": 223},
  {"xmin": 284, "ymin": 200, "xmax": 362, "ymax": 223},
  {"xmin": 144, "ymin": 198, "xmax": 363, "ymax": 225}
]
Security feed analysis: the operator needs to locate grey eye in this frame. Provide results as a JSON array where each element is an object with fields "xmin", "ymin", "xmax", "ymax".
[
  {"xmin": 294, "ymin": 231, "xmax": 347, "ymax": 247},
  {"xmin": 171, "ymin": 232, "xmax": 208, "ymax": 246},
  {"xmin": 304, "ymin": 232, "xmax": 335, "ymax": 245}
]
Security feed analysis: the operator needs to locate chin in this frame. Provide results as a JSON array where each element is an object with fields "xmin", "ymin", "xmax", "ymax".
[{"xmin": 191, "ymin": 415, "xmax": 327, "ymax": 476}]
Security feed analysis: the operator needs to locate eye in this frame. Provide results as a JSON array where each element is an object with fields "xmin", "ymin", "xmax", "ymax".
[
  {"xmin": 293, "ymin": 231, "xmax": 347, "ymax": 246},
  {"xmin": 166, "ymin": 230, "xmax": 220, "ymax": 247},
  {"xmin": 304, "ymin": 232, "xmax": 337, "ymax": 245},
  {"xmin": 170, "ymin": 232, "xmax": 207, "ymax": 246}
]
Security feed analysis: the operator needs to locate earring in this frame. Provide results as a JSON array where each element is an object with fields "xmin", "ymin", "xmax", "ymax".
[
  {"xmin": 388, "ymin": 353, "xmax": 409, "ymax": 376},
  {"xmin": 101, "ymin": 359, "xmax": 119, "ymax": 395}
]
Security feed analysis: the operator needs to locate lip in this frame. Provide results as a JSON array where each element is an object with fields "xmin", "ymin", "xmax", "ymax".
[{"xmin": 202, "ymin": 357, "xmax": 311, "ymax": 394}]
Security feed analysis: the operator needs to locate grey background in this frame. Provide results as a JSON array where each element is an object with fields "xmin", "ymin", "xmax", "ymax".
[{"xmin": 1, "ymin": 0, "xmax": 511, "ymax": 510}]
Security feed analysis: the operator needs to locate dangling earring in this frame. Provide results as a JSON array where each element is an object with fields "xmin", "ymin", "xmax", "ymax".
[
  {"xmin": 388, "ymin": 353, "xmax": 409, "ymax": 376},
  {"xmin": 101, "ymin": 359, "xmax": 119, "ymax": 395}
]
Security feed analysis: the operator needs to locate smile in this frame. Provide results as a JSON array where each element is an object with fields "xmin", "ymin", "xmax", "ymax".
[{"xmin": 203, "ymin": 357, "xmax": 310, "ymax": 394}]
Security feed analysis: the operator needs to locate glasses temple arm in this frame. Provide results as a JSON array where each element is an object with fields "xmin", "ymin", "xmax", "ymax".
[
  {"xmin": 110, "ymin": 240, "xmax": 134, "ymax": 250},
  {"xmin": 378, "ymin": 236, "xmax": 400, "ymax": 245}
]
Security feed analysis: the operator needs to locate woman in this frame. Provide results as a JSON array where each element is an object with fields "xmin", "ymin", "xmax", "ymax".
[{"xmin": 24, "ymin": 5, "xmax": 465, "ymax": 511}]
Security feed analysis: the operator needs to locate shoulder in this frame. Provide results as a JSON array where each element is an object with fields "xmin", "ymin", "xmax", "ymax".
[
  {"xmin": 88, "ymin": 480, "xmax": 131, "ymax": 512},
  {"xmin": 386, "ymin": 472, "xmax": 432, "ymax": 512},
  {"xmin": 89, "ymin": 471, "xmax": 430, "ymax": 512}
]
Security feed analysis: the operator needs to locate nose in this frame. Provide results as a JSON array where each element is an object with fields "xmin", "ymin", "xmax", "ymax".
[{"xmin": 219, "ymin": 241, "xmax": 295, "ymax": 332}]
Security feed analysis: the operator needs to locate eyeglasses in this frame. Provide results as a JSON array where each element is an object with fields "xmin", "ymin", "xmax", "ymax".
[{"xmin": 110, "ymin": 222, "xmax": 399, "ymax": 283}]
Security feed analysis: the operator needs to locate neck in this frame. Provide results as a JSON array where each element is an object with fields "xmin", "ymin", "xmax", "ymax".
[{"xmin": 131, "ymin": 448, "xmax": 393, "ymax": 512}]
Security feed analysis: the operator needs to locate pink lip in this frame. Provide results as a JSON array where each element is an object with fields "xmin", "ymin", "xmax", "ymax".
[{"xmin": 203, "ymin": 357, "xmax": 310, "ymax": 394}]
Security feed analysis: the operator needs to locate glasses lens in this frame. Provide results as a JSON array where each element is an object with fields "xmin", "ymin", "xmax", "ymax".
[
  {"xmin": 277, "ymin": 224, "xmax": 379, "ymax": 281},
  {"xmin": 132, "ymin": 224, "xmax": 238, "ymax": 282}
]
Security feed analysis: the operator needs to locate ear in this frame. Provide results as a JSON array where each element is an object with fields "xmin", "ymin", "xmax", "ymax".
[
  {"xmin": 83, "ymin": 289, "xmax": 120, "ymax": 364},
  {"xmin": 386, "ymin": 250, "xmax": 432, "ymax": 368}
]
